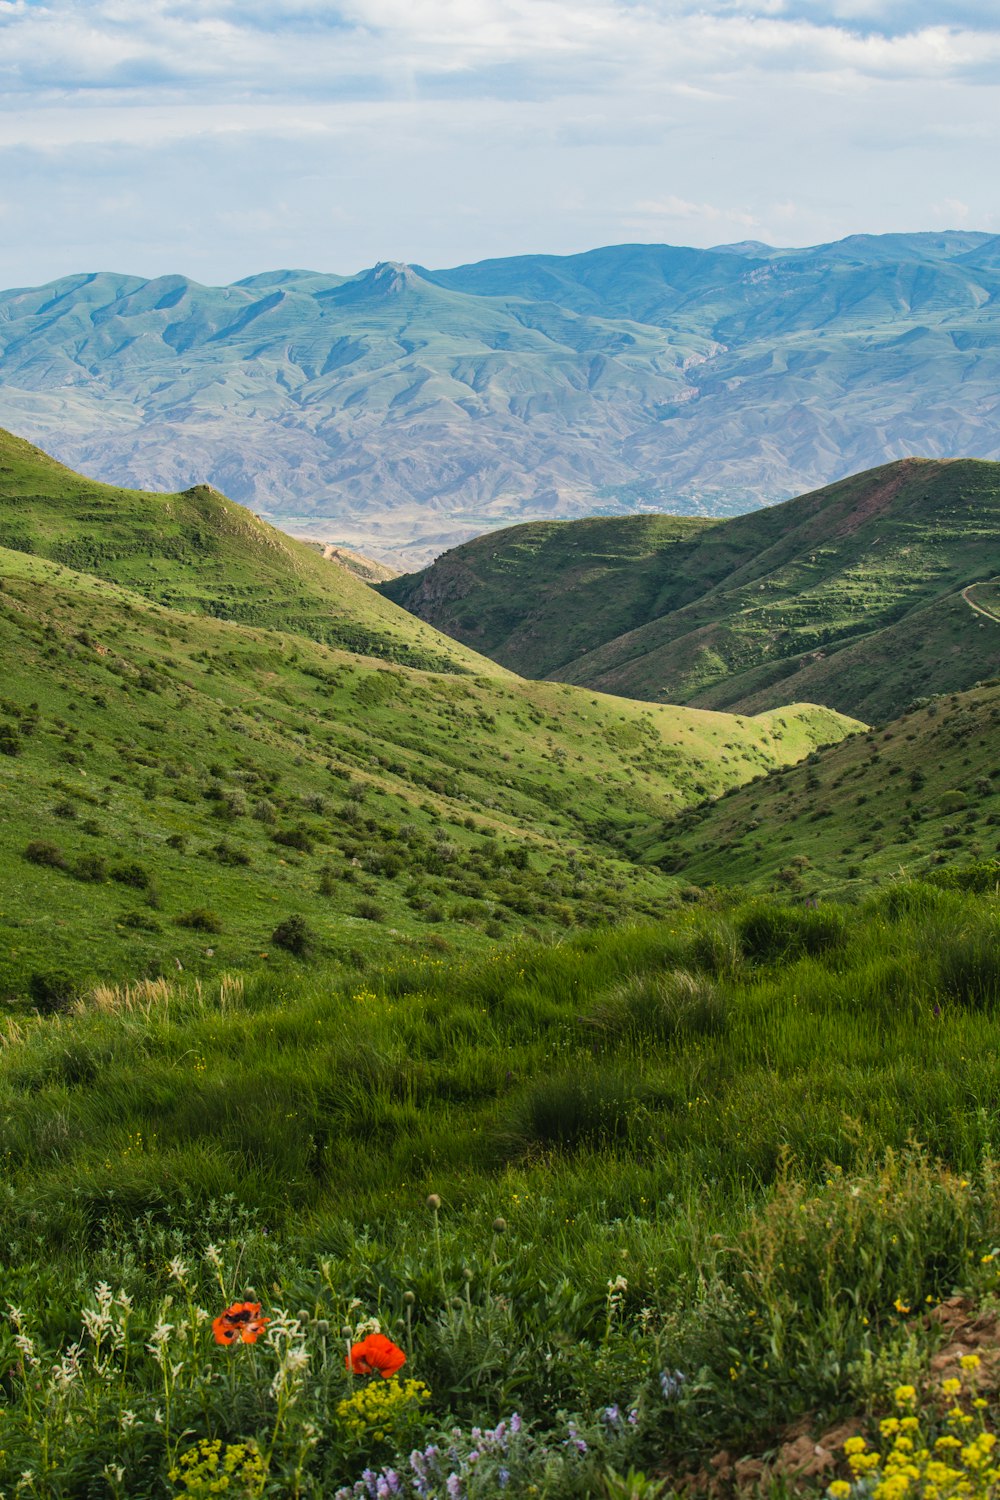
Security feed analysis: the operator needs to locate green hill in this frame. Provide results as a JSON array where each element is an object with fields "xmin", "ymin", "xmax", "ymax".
[
  {"xmin": 0, "ymin": 427, "xmax": 486, "ymax": 672},
  {"xmin": 645, "ymin": 681, "xmax": 1000, "ymax": 895},
  {"xmin": 383, "ymin": 458, "xmax": 1000, "ymax": 721},
  {"xmin": 0, "ymin": 433, "xmax": 859, "ymax": 999}
]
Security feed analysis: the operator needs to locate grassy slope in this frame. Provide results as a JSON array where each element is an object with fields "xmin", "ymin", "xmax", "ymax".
[
  {"xmin": 3, "ymin": 888, "xmax": 1000, "ymax": 1493},
  {"xmin": 383, "ymin": 458, "xmax": 1000, "ymax": 721},
  {"xmin": 0, "ymin": 428, "xmax": 486, "ymax": 673},
  {"xmin": 382, "ymin": 512, "xmax": 722, "ymax": 681},
  {"xmin": 646, "ymin": 682, "xmax": 1000, "ymax": 894},
  {"xmin": 0, "ymin": 543, "xmax": 858, "ymax": 999}
]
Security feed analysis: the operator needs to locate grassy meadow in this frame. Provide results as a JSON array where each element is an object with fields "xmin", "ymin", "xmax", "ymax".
[
  {"xmin": 0, "ymin": 542, "xmax": 855, "ymax": 1001},
  {"xmin": 3, "ymin": 886, "xmax": 1000, "ymax": 1495}
]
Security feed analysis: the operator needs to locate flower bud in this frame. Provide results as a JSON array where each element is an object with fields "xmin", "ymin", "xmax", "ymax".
[
  {"xmin": 403, "ymin": 1291, "xmax": 416, "ymax": 1306},
  {"xmin": 427, "ymin": 1193, "xmax": 441, "ymax": 1211},
  {"xmin": 493, "ymin": 1217, "xmax": 507, "ymax": 1234}
]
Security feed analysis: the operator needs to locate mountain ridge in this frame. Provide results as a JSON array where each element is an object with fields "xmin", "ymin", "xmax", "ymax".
[{"xmin": 3, "ymin": 233, "xmax": 1000, "ymax": 565}]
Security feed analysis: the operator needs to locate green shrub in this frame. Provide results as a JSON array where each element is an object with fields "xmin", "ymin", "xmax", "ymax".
[
  {"xmin": 24, "ymin": 840, "xmax": 67, "ymax": 869},
  {"xmin": 109, "ymin": 860, "xmax": 150, "ymax": 889},
  {"xmin": 273, "ymin": 827, "xmax": 314, "ymax": 854},
  {"xmin": 176, "ymin": 908, "xmax": 224, "ymax": 933},
  {"xmin": 271, "ymin": 913, "xmax": 315, "ymax": 957},
  {"xmin": 28, "ymin": 970, "xmax": 80, "ymax": 1014},
  {"xmin": 72, "ymin": 853, "xmax": 106, "ymax": 883},
  {"xmin": 356, "ymin": 899, "xmax": 386, "ymax": 922}
]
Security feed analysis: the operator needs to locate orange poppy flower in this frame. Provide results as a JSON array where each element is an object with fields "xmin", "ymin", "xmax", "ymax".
[
  {"xmin": 346, "ymin": 1332, "xmax": 406, "ymax": 1378},
  {"xmin": 212, "ymin": 1301, "xmax": 270, "ymax": 1345}
]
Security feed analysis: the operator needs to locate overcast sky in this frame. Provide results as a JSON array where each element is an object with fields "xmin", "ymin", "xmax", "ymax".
[{"xmin": 0, "ymin": 0, "xmax": 998, "ymax": 287}]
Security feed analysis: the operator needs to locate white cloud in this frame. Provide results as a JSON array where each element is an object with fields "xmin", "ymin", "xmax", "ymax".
[
  {"xmin": 634, "ymin": 196, "xmax": 759, "ymax": 228},
  {"xmin": 0, "ymin": 0, "xmax": 997, "ymax": 282}
]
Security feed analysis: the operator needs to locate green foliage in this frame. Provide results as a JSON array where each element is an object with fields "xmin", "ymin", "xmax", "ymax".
[
  {"xmin": 387, "ymin": 460, "xmax": 1000, "ymax": 722},
  {"xmin": 736, "ymin": 902, "xmax": 846, "ymax": 962},
  {"xmin": 1, "ymin": 893, "xmax": 1000, "ymax": 1491},
  {"xmin": 270, "ymin": 913, "xmax": 314, "ymax": 957}
]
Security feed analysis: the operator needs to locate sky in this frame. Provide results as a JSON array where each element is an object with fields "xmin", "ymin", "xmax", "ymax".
[{"xmin": 0, "ymin": 0, "xmax": 998, "ymax": 287}]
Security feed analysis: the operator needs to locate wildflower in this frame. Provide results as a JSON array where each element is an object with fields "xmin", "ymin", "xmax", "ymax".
[
  {"xmin": 565, "ymin": 1421, "xmax": 587, "ymax": 1455},
  {"xmin": 960, "ymin": 1353, "xmax": 981, "ymax": 1371},
  {"xmin": 212, "ymin": 1300, "xmax": 270, "ymax": 1345},
  {"xmin": 828, "ymin": 1484, "xmax": 851, "ymax": 1499},
  {"xmin": 893, "ymin": 1297, "xmax": 911, "ymax": 1314},
  {"xmin": 347, "ymin": 1333, "xmax": 407, "ymax": 1378}
]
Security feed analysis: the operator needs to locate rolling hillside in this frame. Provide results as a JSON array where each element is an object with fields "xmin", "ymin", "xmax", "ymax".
[
  {"xmin": 3, "ymin": 234, "xmax": 1000, "ymax": 563},
  {"xmin": 0, "ymin": 432, "xmax": 859, "ymax": 1000},
  {"xmin": 648, "ymin": 681, "xmax": 1000, "ymax": 896},
  {"xmin": 0, "ymin": 427, "xmax": 484, "ymax": 672},
  {"xmin": 384, "ymin": 458, "xmax": 1000, "ymax": 721}
]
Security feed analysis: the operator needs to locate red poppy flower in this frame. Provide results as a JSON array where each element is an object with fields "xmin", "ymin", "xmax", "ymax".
[
  {"xmin": 212, "ymin": 1301, "xmax": 270, "ymax": 1345},
  {"xmin": 346, "ymin": 1332, "xmax": 406, "ymax": 1378}
]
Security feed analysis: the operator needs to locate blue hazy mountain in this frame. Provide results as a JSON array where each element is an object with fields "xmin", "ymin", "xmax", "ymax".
[{"xmin": 1, "ymin": 233, "xmax": 998, "ymax": 564}]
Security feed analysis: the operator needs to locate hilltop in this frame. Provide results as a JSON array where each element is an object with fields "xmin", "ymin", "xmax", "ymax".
[
  {"xmin": 0, "ymin": 431, "xmax": 858, "ymax": 998},
  {"xmin": 3, "ymin": 233, "xmax": 1000, "ymax": 562},
  {"xmin": 0, "ymin": 428, "xmax": 477, "ymax": 672},
  {"xmin": 383, "ymin": 457, "xmax": 1000, "ymax": 721}
]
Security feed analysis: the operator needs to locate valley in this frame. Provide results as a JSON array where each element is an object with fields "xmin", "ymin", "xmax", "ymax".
[{"xmin": 0, "ymin": 425, "xmax": 998, "ymax": 1498}]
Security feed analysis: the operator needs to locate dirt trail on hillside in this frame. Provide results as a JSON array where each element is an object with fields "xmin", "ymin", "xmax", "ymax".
[{"xmin": 961, "ymin": 583, "xmax": 1000, "ymax": 624}]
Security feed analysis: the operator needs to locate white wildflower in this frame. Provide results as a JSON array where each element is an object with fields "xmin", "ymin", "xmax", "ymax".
[
  {"xmin": 167, "ymin": 1256, "xmax": 188, "ymax": 1284},
  {"xmin": 14, "ymin": 1332, "xmax": 40, "ymax": 1370},
  {"xmin": 145, "ymin": 1321, "xmax": 174, "ymax": 1365},
  {"xmin": 51, "ymin": 1343, "xmax": 83, "ymax": 1391},
  {"xmin": 204, "ymin": 1242, "xmax": 223, "ymax": 1269},
  {"xmin": 81, "ymin": 1307, "xmax": 111, "ymax": 1342}
]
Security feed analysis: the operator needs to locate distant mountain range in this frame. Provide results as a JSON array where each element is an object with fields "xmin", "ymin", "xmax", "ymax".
[{"xmin": 3, "ymin": 233, "xmax": 1000, "ymax": 564}]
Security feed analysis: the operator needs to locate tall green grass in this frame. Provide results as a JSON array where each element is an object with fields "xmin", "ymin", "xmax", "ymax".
[{"xmin": 3, "ymin": 889, "xmax": 1000, "ymax": 1494}]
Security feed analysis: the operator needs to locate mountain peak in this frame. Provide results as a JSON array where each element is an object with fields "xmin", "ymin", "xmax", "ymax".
[{"xmin": 367, "ymin": 261, "xmax": 423, "ymax": 293}]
